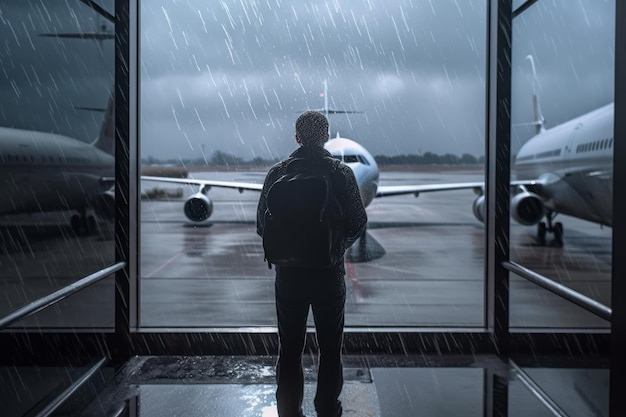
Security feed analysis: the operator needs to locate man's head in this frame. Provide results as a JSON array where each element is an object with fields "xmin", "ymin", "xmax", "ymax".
[{"xmin": 295, "ymin": 111, "xmax": 329, "ymax": 147}]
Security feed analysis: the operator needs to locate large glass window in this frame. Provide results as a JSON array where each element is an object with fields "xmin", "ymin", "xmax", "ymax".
[
  {"xmin": 510, "ymin": 0, "xmax": 614, "ymax": 329},
  {"xmin": 0, "ymin": 1, "xmax": 116, "ymax": 329},
  {"xmin": 139, "ymin": 1, "xmax": 487, "ymax": 328}
]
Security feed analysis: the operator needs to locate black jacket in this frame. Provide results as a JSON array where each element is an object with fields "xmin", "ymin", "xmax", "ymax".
[{"xmin": 256, "ymin": 145, "xmax": 367, "ymax": 272}]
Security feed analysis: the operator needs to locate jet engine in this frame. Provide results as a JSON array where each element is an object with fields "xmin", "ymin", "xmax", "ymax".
[
  {"xmin": 472, "ymin": 192, "xmax": 545, "ymax": 226},
  {"xmin": 183, "ymin": 192, "xmax": 214, "ymax": 222},
  {"xmin": 511, "ymin": 191, "xmax": 545, "ymax": 225},
  {"xmin": 92, "ymin": 189, "xmax": 115, "ymax": 221},
  {"xmin": 472, "ymin": 195, "xmax": 486, "ymax": 223}
]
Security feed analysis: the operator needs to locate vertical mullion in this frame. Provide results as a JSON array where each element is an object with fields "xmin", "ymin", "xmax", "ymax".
[
  {"xmin": 610, "ymin": 1, "xmax": 626, "ymax": 415},
  {"xmin": 485, "ymin": 0, "xmax": 512, "ymax": 354},
  {"xmin": 114, "ymin": 0, "xmax": 136, "ymax": 356}
]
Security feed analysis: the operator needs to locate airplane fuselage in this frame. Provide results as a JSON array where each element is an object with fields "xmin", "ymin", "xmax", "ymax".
[
  {"xmin": 514, "ymin": 103, "xmax": 613, "ymax": 226},
  {"xmin": 324, "ymin": 137, "xmax": 380, "ymax": 208},
  {"xmin": 0, "ymin": 127, "xmax": 114, "ymax": 215}
]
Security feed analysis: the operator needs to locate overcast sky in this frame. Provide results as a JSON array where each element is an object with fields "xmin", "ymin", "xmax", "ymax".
[{"xmin": 0, "ymin": 0, "xmax": 615, "ymax": 161}]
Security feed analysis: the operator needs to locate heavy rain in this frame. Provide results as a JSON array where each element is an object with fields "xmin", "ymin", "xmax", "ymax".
[{"xmin": 0, "ymin": 0, "xmax": 617, "ymax": 416}]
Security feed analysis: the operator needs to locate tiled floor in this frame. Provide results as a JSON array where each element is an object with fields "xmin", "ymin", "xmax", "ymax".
[{"xmin": 73, "ymin": 354, "xmax": 609, "ymax": 417}]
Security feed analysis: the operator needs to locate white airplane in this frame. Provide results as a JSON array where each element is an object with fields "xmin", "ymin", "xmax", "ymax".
[
  {"xmin": 0, "ymin": 95, "xmax": 116, "ymax": 234},
  {"xmin": 143, "ymin": 67, "xmax": 614, "ymax": 248},
  {"xmin": 503, "ymin": 56, "xmax": 613, "ymax": 245}
]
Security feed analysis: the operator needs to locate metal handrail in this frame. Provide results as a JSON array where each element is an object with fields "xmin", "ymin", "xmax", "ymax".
[
  {"xmin": 33, "ymin": 357, "xmax": 107, "ymax": 417},
  {"xmin": 503, "ymin": 261, "xmax": 612, "ymax": 322},
  {"xmin": 510, "ymin": 360, "xmax": 570, "ymax": 417},
  {"xmin": 513, "ymin": 0, "xmax": 539, "ymax": 19},
  {"xmin": 0, "ymin": 262, "xmax": 126, "ymax": 330}
]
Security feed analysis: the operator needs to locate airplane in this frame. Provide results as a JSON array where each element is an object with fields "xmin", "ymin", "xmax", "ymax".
[
  {"xmin": 143, "ymin": 64, "xmax": 614, "ymax": 249},
  {"xmin": 141, "ymin": 80, "xmax": 484, "ymax": 253},
  {"xmin": 502, "ymin": 56, "xmax": 613, "ymax": 245},
  {"xmin": 0, "ymin": 95, "xmax": 116, "ymax": 235},
  {"xmin": 0, "ymin": 0, "xmax": 117, "ymax": 235}
]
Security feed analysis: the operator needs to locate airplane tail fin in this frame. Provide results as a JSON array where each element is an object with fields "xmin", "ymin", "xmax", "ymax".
[
  {"xmin": 525, "ymin": 55, "xmax": 545, "ymax": 134},
  {"xmin": 91, "ymin": 92, "xmax": 115, "ymax": 155},
  {"xmin": 318, "ymin": 79, "xmax": 363, "ymax": 137}
]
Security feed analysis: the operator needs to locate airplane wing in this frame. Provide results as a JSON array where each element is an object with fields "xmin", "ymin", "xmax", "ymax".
[
  {"xmin": 141, "ymin": 175, "xmax": 264, "ymax": 192},
  {"xmin": 376, "ymin": 182, "xmax": 485, "ymax": 198}
]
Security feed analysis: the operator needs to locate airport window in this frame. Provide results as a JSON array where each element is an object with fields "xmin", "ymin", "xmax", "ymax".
[
  {"xmin": 510, "ymin": 0, "xmax": 613, "ymax": 330},
  {"xmin": 139, "ymin": 0, "xmax": 487, "ymax": 328},
  {"xmin": 0, "ymin": 0, "xmax": 115, "ymax": 330}
]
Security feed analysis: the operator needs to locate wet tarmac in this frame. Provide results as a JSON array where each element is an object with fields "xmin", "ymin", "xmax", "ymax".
[
  {"xmin": 0, "ymin": 170, "xmax": 612, "ymax": 329},
  {"xmin": 139, "ymin": 170, "xmax": 612, "ymax": 329}
]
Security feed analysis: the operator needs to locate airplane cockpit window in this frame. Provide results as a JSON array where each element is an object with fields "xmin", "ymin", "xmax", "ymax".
[{"xmin": 343, "ymin": 155, "xmax": 359, "ymax": 163}]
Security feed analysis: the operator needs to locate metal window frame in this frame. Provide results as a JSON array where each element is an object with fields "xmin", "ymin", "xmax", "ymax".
[
  {"xmin": 611, "ymin": 0, "xmax": 626, "ymax": 414},
  {"xmin": 1, "ymin": 2, "xmax": 621, "ymax": 404}
]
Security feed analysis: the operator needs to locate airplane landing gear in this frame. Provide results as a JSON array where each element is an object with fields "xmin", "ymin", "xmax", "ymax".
[
  {"xmin": 536, "ymin": 211, "xmax": 563, "ymax": 247},
  {"xmin": 537, "ymin": 222, "xmax": 546, "ymax": 246},
  {"xmin": 70, "ymin": 209, "xmax": 97, "ymax": 236}
]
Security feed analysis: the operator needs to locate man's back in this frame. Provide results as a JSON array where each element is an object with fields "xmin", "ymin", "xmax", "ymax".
[{"xmin": 257, "ymin": 144, "xmax": 367, "ymax": 270}]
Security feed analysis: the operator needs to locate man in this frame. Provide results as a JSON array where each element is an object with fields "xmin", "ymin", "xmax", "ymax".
[{"xmin": 257, "ymin": 111, "xmax": 367, "ymax": 417}]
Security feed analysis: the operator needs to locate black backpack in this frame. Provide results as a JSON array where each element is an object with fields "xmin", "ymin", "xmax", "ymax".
[{"xmin": 262, "ymin": 157, "xmax": 345, "ymax": 269}]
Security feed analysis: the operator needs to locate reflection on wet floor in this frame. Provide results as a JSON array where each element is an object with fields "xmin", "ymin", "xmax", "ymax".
[{"xmin": 69, "ymin": 355, "xmax": 608, "ymax": 417}]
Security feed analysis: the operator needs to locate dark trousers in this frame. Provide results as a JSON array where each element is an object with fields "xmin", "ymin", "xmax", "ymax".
[{"xmin": 274, "ymin": 266, "xmax": 346, "ymax": 417}]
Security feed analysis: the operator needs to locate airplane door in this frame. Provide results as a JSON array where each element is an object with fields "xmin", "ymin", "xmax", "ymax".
[{"xmin": 565, "ymin": 122, "xmax": 583, "ymax": 165}]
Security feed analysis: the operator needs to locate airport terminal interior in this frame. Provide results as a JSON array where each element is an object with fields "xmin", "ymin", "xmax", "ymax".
[{"xmin": 1, "ymin": 0, "xmax": 625, "ymax": 416}]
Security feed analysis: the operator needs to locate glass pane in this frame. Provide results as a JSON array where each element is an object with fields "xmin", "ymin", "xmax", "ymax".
[
  {"xmin": 510, "ymin": 0, "xmax": 614, "ymax": 328},
  {"xmin": 140, "ymin": 1, "xmax": 487, "ymax": 327},
  {"xmin": 0, "ymin": 1, "xmax": 115, "ymax": 329}
]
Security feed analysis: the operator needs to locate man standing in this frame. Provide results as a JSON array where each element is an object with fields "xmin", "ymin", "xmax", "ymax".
[{"xmin": 257, "ymin": 111, "xmax": 367, "ymax": 417}]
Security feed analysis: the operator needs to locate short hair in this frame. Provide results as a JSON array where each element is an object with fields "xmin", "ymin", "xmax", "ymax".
[{"xmin": 295, "ymin": 111, "xmax": 329, "ymax": 146}]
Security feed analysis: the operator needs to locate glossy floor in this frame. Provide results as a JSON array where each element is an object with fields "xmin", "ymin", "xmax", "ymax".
[{"xmin": 74, "ymin": 354, "xmax": 608, "ymax": 417}]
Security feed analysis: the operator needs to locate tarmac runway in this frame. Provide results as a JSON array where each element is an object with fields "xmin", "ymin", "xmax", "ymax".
[
  {"xmin": 139, "ymin": 170, "xmax": 612, "ymax": 330},
  {"xmin": 0, "ymin": 170, "xmax": 612, "ymax": 330}
]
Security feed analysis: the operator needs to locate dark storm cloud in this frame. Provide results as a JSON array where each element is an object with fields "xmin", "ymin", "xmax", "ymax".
[
  {"xmin": 140, "ymin": 0, "xmax": 489, "ymax": 160},
  {"xmin": 0, "ymin": 0, "xmax": 616, "ymax": 160},
  {"xmin": 510, "ymin": 0, "xmax": 614, "ymax": 150},
  {"xmin": 0, "ymin": 0, "xmax": 114, "ymax": 142}
]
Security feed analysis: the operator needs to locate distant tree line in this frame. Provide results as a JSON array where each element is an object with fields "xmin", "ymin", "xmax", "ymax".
[
  {"xmin": 142, "ymin": 150, "xmax": 279, "ymax": 168},
  {"xmin": 374, "ymin": 152, "xmax": 484, "ymax": 166},
  {"xmin": 142, "ymin": 150, "xmax": 484, "ymax": 168}
]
